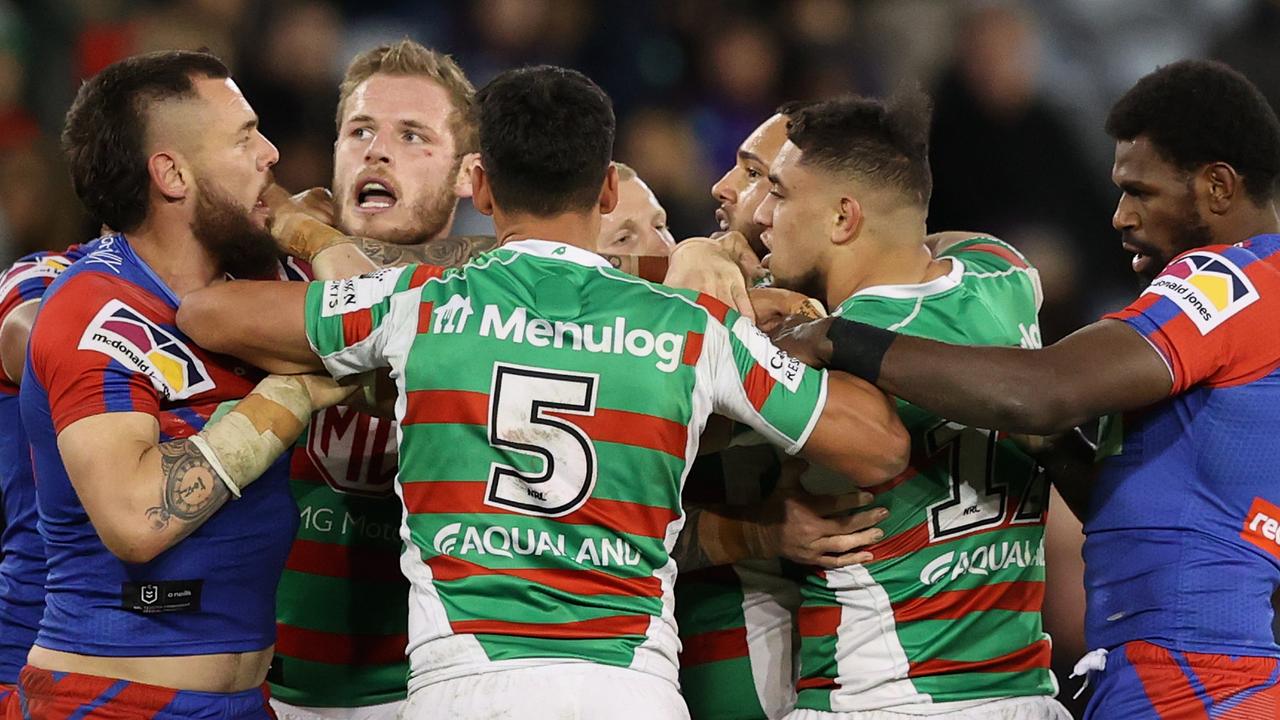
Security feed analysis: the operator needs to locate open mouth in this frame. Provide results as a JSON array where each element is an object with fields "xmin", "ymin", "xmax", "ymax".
[
  {"xmin": 1122, "ymin": 241, "xmax": 1154, "ymax": 276},
  {"xmin": 715, "ymin": 207, "xmax": 729, "ymax": 231},
  {"xmin": 356, "ymin": 179, "xmax": 398, "ymax": 211}
]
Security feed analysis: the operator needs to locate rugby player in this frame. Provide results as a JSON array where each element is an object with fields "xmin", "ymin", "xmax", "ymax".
[
  {"xmin": 266, "ymin": 40, "xmax": 491, "ymax": 720},
  {"xmin": 16, "ymin": 51, "xmax": 348, "ymax": 718},
  {"xmin": 753, "ymin": 94, "xmax": 1065, "ymax": 719},
  {"xmin": 0, "ymin": 242, "xmax": 95, "ymax": 707},
  {"xmin": 597, "ymin": 162, "xmax": 676, "ymax": 257},
  {"xmin": 773, "ymin": 60, "xmax": 1280, "ymax": 718},
  {"xmin": 177, "ymin": 64, "xmax": 912, "ymax": 719}
]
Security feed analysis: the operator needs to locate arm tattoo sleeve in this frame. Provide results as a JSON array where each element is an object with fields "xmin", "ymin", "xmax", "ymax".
[
  {"xmin": 146, "ymin": 439, "xmax": 231, "ymax": 533},
  {"xmin": 354, "ymin": 235, "xmax": 499, "ymax": 269}
]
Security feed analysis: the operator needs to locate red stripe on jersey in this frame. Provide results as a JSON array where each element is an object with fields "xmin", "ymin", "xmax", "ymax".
[
  {"xmin": 909, "ymin": 638, "xmax": 1051, "ymax": 678},
  {"xmin": 962, "ymin": 243, "xmax": 1028, "ymax": 269},
  {"xmin": 426, "ymin": 554, "xmax": 662, "ymax": 597},
  {"xmin": 285, "ymin": 539, "xmax": 403, "ymax": 583},
  {"xmin": 275, "ymin": 624, "xmax": 408, "ymax": 665},
  {"xmin": 403, "ymin": 481, "xmax": 679, "ymax": 539},
  {"xmin": 409, "ymin": 264, "xmax": 446, "ymax": 288},
  {"xmin": 449, "ymin": 613, "xmax": 651, "ymax": 640},
  {"xmin": 695, "ymin": 293, "xmax": 731, "ymax": 324},
  {"xmin": 797, "ymin": 604, "xmax": 841, "ymax": 637},
  {"xmin": 682, "ymin": 331, "xmax": 704, "ymax": 366},
  {"xmin": 417, "ymin": 300, "xmax": 434, "ymax": 335},
  {"xmin": 404, "ymin": 389, "xmax": 489, "ymax": 425},
  {"xmin": 289, "ymin": 450, "xmax": 325, "ymax": 483},
  {"xmin": 680, "ymin": 626, "xmax": 748, "ymax": 666},
  {"xmin": 796, "ymin": 676, "xmax": 838, "ymax": 690},
  {"xmin": 742, "ymin": 363, "xmax": 777, "ymax": 412},
  {"xmin": 572, "ymin": 408, "xmax": 687, "ymax": 459},
  {"xmin": 403, "ymin": 389, "xmax": 688, "ymax": 458},
  {"xmin": 89, "ymin": 679, "xmax": 182, "ymax": 717},
  {"xmin": 891, "ymin": 581, "xmax": 1044, "ymax": 623},
  {"xmin": 341, "ymin": 307, "xmax": 374, "ymax": 347}
]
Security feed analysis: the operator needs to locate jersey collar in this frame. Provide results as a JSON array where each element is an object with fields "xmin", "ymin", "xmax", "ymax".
[
  {"xmin": 502, "ymin": 239, "xmax": 613, "ymax": 270},
  {"xmin": 842, "ymin": 256, "xmax": 965, "ymax": 304}
]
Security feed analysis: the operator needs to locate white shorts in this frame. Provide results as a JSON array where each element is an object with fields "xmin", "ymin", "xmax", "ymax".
[
  {"xmin": 402, "ymin": 663, "xmax": 690, "ymax": 720},
  {"xmin": 268, "ymin": 698, "xmax": 404, "ymax": 720},
  {"xmin": 784, "ymin": 696, "xmax": 1071, "ymax": 720}
]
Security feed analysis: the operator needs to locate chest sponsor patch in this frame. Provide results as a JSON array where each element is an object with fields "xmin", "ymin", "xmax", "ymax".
[
  {"xmin": 78, "ymin": 299, "xmax": 215, "ymax": 400},
  {"xmin": 1146, "ymin": 251, "xmax": 1259, "ymax": 334},
  {"xmin": 1241, "ymin": 496, "xmax": 1280, "ymax": 562}
]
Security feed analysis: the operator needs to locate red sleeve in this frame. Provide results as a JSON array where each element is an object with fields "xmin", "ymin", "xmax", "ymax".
[
  {"xmin": 1103, "ymin": 245, "xmax": 1280, "ymax": 394},
  {"xmin": 29, "ymin": 273, "xmax": 162, "ymax": 433},
  {"xmin": 0, "ymin": 254, "xmax": 76, "ymax": 387}
]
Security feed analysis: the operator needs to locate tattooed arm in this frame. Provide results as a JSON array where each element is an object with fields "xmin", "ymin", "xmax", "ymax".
[
  {"xmin": 348, "ymin": 235, "xmax": 499, "ymax": 269},
  {"xmin": 55, "ymin": 375, "xmax": 346, "ymax": 564}
]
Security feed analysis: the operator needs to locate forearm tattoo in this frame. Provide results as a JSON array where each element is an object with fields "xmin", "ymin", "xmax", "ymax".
[
  {"xmin": 146, "ymin": 439, "xmax": 231, "ymax": 532},
  {"xmin": 355, "ymin": 235, "xmax": 499, "ymax": 269}
]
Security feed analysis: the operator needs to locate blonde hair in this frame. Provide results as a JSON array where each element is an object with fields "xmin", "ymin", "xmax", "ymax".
[{"xmin": 336, "ymin": 39, "xmax": 477, "ymax": 153}]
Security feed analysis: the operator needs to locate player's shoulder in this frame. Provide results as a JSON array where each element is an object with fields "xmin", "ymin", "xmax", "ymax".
[{"xmin": 939, "ymin": 234, "xmax": 1034, "ymax": 273}]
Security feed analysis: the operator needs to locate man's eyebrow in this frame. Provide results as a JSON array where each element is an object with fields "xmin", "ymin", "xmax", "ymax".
[
  {"xmin": 345, "ymin": 114, "xmax": 374, "ymax": 126},
  {"xmin": 738, "ymin": 149, "xmax": 766, "ymax": 165},
  {"xmin": 238, "ymin": 118, "xmax": 258, "ymax": 134},
  {"xmin": 767, "ymin": 172, "xmax": 785, "ymax": 189}
]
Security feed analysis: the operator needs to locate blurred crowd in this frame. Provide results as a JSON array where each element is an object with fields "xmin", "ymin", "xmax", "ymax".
[{"xmin": 3, "ymin": 0, "xmax": 1280, "ymax": 339}]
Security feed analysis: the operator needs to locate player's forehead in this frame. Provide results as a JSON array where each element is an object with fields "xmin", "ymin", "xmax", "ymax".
[
  {"xmin": 342, "ymin": 73, "xmax": 455, "ymax": 133},
  {"xmin": 1112, "ymin": 136, "xmax": 1181, "ymax": 186},
  {"xmin": 739, "ymin": 114, "xmax": 788, "ymax": 163}
]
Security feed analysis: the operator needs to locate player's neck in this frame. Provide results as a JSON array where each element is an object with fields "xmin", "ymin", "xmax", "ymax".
[
  {"xmin": 493, "ymin": 209, "xmax": 601, "ymax": 255},
  {"xmin": 124, "ymin": 216, "xmax": 222, "ymax": 300},
  {"xmin": 826, "ymin": 213, "xmax": 942, "ymax": 307},
  {"xmin": 1225, "ymin": 204, "xmax": 1280, "ymax": 243}
]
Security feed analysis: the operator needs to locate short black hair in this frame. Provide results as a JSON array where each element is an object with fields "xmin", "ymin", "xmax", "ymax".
[
  {"xmin": 1106, "ymin": 59, "xmax": 1280, "ymax": 205},
  {"xmin": 476, "ymin": 65, "xmax": 615, "ymax": 216},
  {"xmin": 776, "ymin": 99, "xmax": 819, "ymax": 118},
  {"xmin": 62, "ymin": 50, "xmax": 229, "ymax": 233},
  {"xmin": 785, "ymin": 90, "xmax": 933, "ymax": 207}
]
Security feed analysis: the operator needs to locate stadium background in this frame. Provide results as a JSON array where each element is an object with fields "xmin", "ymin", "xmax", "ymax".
[{"xmin": 1, "ymin": 0, "xmax": 1278, "ymax": 715}]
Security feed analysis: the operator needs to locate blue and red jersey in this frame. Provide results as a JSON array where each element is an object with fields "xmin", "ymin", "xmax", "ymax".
[
  {"xmin": 0, "ymin": 242, "xmax": 94, "ymax": 683},
  {"xmin": 18, "ymin": 233, "xmax": 298, "ymax": 657},
  {"xmin": 1094, "ymin": 234, "xmax": 1280, "ymax": 657}
]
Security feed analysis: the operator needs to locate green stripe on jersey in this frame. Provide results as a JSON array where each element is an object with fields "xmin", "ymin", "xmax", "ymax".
[{"xmin": 681, "ymin": 657, "xmax": 770, "ymax": 720}]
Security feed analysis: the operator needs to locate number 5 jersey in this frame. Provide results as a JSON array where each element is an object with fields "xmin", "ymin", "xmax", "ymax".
[{"xmin": 301, "ymin": 240, "xmax": 831, "ymax": 693}]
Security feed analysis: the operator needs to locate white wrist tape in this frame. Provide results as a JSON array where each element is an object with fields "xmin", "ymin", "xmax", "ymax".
[{"xmin": 192, "ymin": 376, "xmax": 314, "ymax": 495}]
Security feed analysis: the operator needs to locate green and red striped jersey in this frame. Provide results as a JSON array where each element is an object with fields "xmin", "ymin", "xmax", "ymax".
[
  {"xmin": 795, "ymin": 237, "xmax": 1057, "ymax": 713},
  {"xmin": 302, "ymin": 239, "xmax": 828, "ymax": 691}
]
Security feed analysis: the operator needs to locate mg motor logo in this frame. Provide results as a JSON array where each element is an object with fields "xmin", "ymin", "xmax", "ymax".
[{"xmin": 305, "ymin": 406, "xmax": 398, "ymax": 497}]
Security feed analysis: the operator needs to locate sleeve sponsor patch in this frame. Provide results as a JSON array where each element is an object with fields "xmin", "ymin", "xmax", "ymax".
[
  {"xmin": 78, "ymin": 299, "xmax": 214, "ymax": 400},
  {"xmin": 0, "ymin": 258, "xmax": 65, "ymax": 299},
  {"xmin": 1144, "ymin": 251, "xmax": 1259, "ymax": 334},
  {"xmin": 730, "ymin": 315, "xmax": 805, "ymax": 392},
  {"xmin": 320, "ymin": 267, "xmax": 405, "ymax": 318}
]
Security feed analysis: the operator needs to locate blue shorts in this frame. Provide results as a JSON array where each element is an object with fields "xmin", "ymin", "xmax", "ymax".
[
  {"xmin": 15, "ymin": 665, "xmax": 275, "ymax": 719},
  {"xmin": 1085, "ymin": 640, "xmax": 1280, "ymax": 719}
]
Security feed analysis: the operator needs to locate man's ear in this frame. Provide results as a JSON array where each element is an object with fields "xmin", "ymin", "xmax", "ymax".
[
  {"xmin": 148, "ymin": 151, "xmax": 188, "ymax": 201},
  {"xmin": 599, "ymin": 164, "xmax": 620, "ymax": 215},
  {"xmin": 454, "ymin": 152, "xmax": 479, "ymax": 199},
  {"xmin": 832, "ymin": 195, "xmax": 863, "ymax": 245},
  {"xmin": 470, "ymin": 161, "xmax": 494, "ymax": 216},
  {"xmin": 1201, "ymin": 162, "xmax": 1241, "ymax": 215}
]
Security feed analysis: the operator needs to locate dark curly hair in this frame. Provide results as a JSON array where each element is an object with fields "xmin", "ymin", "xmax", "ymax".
[
  {"xmin": 476, "ymin": 65, "xmax": 615, "ymax": 216},
  {"xmin": 1106, "ymin": 59, "xmax": 1280, "ymax": 205},
  {"xmin": 785, "ymin": 90, "xmax": 934, "ymax": 207},
  {"xmin": 61, "ymin": 50, "xmax": 229, "ymax": 233}
]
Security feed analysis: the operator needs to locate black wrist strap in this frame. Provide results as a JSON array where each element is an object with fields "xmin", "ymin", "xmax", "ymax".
[{"xmin": 826, "ymin": 318, "xmax": 896, "ymax": 384}]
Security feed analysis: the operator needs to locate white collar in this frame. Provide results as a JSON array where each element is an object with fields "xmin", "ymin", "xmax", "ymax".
[
  {"xmin": 501, "ymin": 239, "xmax": 612, "ymax": 269},
  {"xmin": 845, "ymin": 256, "xmax": 965, "ymax": 301}
]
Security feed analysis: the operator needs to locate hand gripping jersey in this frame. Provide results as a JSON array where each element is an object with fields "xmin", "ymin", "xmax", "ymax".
[
  {"xmin": 795, "ymin": 237, "xmax": 1056, "ymax": 714},
  {"xmin": 303, "ymin": 240, "xmax": 829, "ymax": 692},
  {"xmin": 0, "ymin": 242, "xmax": 93, "ymax": 682},
  {"xmin": 19, "ymin": 233, "xmax": 298, "ymax": 656},
  {"xmin": 677, "ymin": 441, "xmax": 801, "ymax": 720},
  {"xmin": 1093, "ymin": 235, "xmax": 1280, "ymax": 657},
  {"xmin": 269, "ymin": 259, "xmax": 411, "ymax": 709}
]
